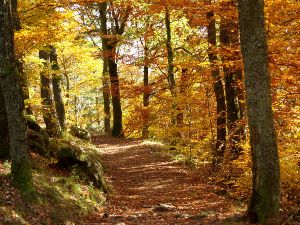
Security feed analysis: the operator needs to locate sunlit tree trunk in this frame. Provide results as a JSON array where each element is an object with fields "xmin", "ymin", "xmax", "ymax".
[
  {"xmin": 39, "ymin": 48, "xmax": 61, "ymax": 137},
  {"xmin": 99, "ymin": 2, "xmax": 111, "ymax": 135},
  {"xmin": 165, "ymin": 6, "xmax": 178, "ymax": 126},
  {"xmin": 0, "ymin": 0, "xmax": 35, "ymax": 197},
  {"xmin": 206, "ymin": 11, "xmax": 227, "ymax": 169},
  {"xmin": 50, "ymin": 46, "xmax": 66, "ymax": 131},
  {"xmin": 238, "ymin": 0, "xmax": 280, "ymax": 223}
]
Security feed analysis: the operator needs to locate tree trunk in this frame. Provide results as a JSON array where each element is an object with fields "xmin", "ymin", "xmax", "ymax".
[
  {"xmin": 238, "ymin": 0, "xmax": 280, "ymax": 224},
  {"xmin": 39, "ymin": 48, "xmax": 61, "ymax": 137},
  {"xmin": 220, "ymin": 8, "xmax": 243, "ymax": 159},
  {"xmin": 108, "ymin": 46, "xmax": 123, "ymax": 137},
  {"xmin": 99, "ymin": 2, "xmax": 111, "ymax": 135},
  {"xmin": 142, "ymin": 59, "xmax": 150, "ymax": 138},
  {"xmin": 0, "ymin": 85, "xmax": 10, "ymax": 159},
  {"xmin": 176, "ymin": 68, "xmax": 188, "ymax": 126},
  {"xmin": 0, "ymin": 0, "xmax": 35, "ymax": 197},
  {"xmin": 102, "ymin": 60, "xmax": 111, "ymax": 135},
  {"xmin": 165, "ymin": 6, "xmax": 177, "ymax": 125},
  {"xmin": 50, "ymin": 46, "xmax": 66, "ymax": 131},
  {"xmin": 206, "ymin": 11, "xmax": 227, "ymax": 169},
  {"xmin": 17, "ymin": 57, "xmax": 33, "ymax": 115}
]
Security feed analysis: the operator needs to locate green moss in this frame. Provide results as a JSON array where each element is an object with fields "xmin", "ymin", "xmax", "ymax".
[
  {"xmin": 250, "ymin": 175, "xmax": 280, "ymax": 224},
  {"xmin": 11, "ymin": 161, "xmax": 37, "ymax": 202}
]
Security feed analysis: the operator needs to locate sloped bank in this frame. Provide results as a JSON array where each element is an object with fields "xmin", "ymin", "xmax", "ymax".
[{"xmin": 26, "ymin": 116, "xmax": 108, "ymax": 193}]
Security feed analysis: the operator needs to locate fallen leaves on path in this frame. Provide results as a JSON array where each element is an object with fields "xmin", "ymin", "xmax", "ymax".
[{"xmin": 88, "ymin": 135, "xmax": 247, "ymax": 225}]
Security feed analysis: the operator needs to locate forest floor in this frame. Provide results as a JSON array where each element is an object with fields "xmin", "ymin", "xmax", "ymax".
[
  {"xmin": 87, "ymin": 135, "xmax": 249, "ymax": 225},
  {"xmin": 0, "ymin": 135, "xmax": 299, "ymax": 225}
]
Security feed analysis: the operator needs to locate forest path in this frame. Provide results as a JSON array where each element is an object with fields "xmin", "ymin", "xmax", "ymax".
[{"xmin": 90, "ymin": 135, "xmax": 243, "ymax": 225}]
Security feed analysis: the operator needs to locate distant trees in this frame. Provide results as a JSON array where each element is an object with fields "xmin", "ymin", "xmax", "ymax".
[
  {"xmin": 238, "ymin": 0, "xmax": 280, "ymax": 223},
  {"xmin": 0, "ymin": 0, "xmax": 35, "ymax": 197}
]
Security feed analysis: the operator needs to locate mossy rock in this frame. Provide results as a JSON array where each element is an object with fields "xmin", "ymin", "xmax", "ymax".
[
  {"xmin": 25, "ymin": 115, "xmax": 41, "ymax": 132},
  {"xmin": 69, "ymin": 126, "xmax": 91, "ymax": 142},
  {"xmin": 28, "ymin": 129, "xmax": 50, "ymax": 157},
  {"xmin": 50, "ymin": 137, "xmax": 107, "ymax": 192}
]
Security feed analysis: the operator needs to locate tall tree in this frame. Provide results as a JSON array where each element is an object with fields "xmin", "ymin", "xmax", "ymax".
[
  {"xmin": 219, "ymin": 2, "xmax": 244, "ymax": 160},
  {"xmin": 83, "ymin": 2, "xmax": 130, "ymax": 137},
  {"xmin": 206, "ymin": 11, "xmax": 227, "ymax": 169},
  {"xmin": 105, "ymin": 1, "xmax": 130, "ymax": 137},
  {"xmin": 99, "ymin": 2, "xmax": 111, "ymax": 135},
  {"xmin": 50, "ymin": 46, "xmax": 66, "ymax": 131},
  {"xmin": 39, "ymin": 47, "xmax": 61, "ymax": 137},
  {"xmin": 238, "ymin": 0, "xmax": 280, "ymax": 224},
  {"xmin": 142, "ymin": 44, "xmax": 150, "ymax": 138},
  {"xmin": 165, "ymin": 6, "xmax": 177, "ymax": 125},
  {"xmin": 0, "ymin": 0, "xmax": 35, "ymax": 197}
]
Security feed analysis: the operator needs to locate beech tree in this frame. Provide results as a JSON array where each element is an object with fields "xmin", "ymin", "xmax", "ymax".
[
  {"xmin": 238, "ymin": 0, "xmax": 280, "ymax": 223},
  {"xmin": 206, "ymin": 11, "xmax": 227, "ymax": 169},
  {"xmin": 50, "ymin": 46, "xmax": 66, "ymax": 131},
  {"xmin": 219, "ymin": 0, "xmax": 244, "ymax": 160},
  {"xmin": 39, "ymin": 47, "xmax": 62, "ymax": 137},
  {"xmin": 0, "ymin": 0, "xmax": 35, "ymax": 197}
]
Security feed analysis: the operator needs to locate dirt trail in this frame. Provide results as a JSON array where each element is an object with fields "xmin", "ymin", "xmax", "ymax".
[{"xmin": 90, "ymin": 135, "xmax": 243, "ymax": 225}]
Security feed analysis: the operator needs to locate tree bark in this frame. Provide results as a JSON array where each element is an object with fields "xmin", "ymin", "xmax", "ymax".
[
  {"xmin": 220, "ymin": 6, "xmax": 244, "ymax": 159},
  {"xmin": 99, "ymin": 2, "xmax": 111, "ymax": 135},
  {"xmin": 0, "ymin": 0, "xmax": 35, "ymax": 197},
  {"xmin": 0, "ymin": 85, "xmax": 10, "ymax": 159},
  {"xmin": 39, "ymin": 48, "xmax": 61, "ymax": 137},
  {"xmin": 50, "ymin": 46, "xmax": 66, "ymax": 131},
  {"xmin": 165, "ymin": 6, "xmax": 178, "ymax": 126},
  {"xmin": 107, "ymin": 45, "xmax": 123, "ymax": 137},
  {"xmin": 206, "ymin": 11, "xmax": 227, "ymax": 169},
  {"xmin": 17, "ymin": 57, "xmax": 33, "ymax": 115},
  {"xmin": 238, "ymin": 0, "xmax": 280, "ymax": 224},
  {"xmin": 176, "ymin": 68, "xmax": 188, "ymax": 126},
  {"xmin": 142, "ymin": 52, "xmax": 150, "ymax": 138}
]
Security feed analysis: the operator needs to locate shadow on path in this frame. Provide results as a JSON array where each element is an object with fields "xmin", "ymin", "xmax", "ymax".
[{"xmin": 89, "ymin": 135, "xmax": 245, "ymax": 225}]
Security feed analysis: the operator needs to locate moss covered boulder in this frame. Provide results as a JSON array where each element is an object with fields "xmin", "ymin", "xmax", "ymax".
[
  {"xmin": 69, "ymin": 126, "xmax": 91, "ymax": 142},
  {"xmin": 25, "ymin": 115, "xmax": 51, "ymax": 157},
  {"xmin": 50, "ymin": 136, "xmax": 107, "ymax": 193},
  {"xmin": 27, "ymin": 129, "xmax": 50, "ymax": 157}
]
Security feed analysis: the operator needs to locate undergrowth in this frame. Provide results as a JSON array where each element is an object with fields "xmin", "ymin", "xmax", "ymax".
[{"xmin": 0, "ymin": 153, "xmax": 105, "ymax": 225}]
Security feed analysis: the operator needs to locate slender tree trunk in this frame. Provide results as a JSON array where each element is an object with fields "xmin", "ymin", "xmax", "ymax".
[
  {"xmin": 238, "ymin": 0, "xmax": 280, "ymax": 224},
  {"xmin": 176, "ymin": 68, "xmax": 188, "ymax": 126},
  {"xmin": 220, "ymin": 9, "xmax": 243, "ymax": 159},
  {"xmin": 108, "ymin": 45, "xmax": 123, "ymax": 137},
  {"xmin": 206, "ymin": 11, "xmax": 227, "ymax": 169},
  {"xmin": 165, "ymin": 6, "xmax": 177, "ymax": 126},
  {"xmin": 0, "ymin": 85, "xmax": 10, "ymax": 159},
  {"xmin": 63, "ymin": 71, "xmax": 70, "ymax": 106},
  {"xmin": 142, "ymin": 53, "xmax": 150, "ymax": 138},
  {"xmin": 39, "ymin": 48, "xmax": 61, "ymax": 137},
  {"xmin": 99, "ymin": 2, "xmax": 111, "ymax": 135},
  {"xmin": 50, "ymin": 46, "xmax": 66, "ymax": 131},
  {"xmin": 0, "ymin": 0, "xmax": 35, "ymax": 197}
]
